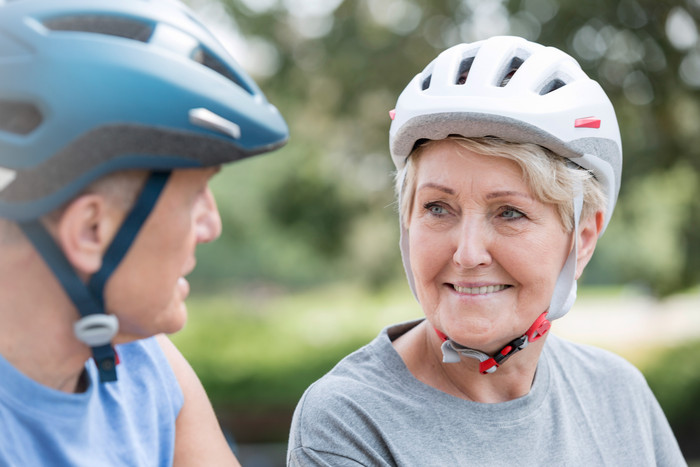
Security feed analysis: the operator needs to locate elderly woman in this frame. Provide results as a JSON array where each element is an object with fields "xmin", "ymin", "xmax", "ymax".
[{"xmin": 288, "ymin": 36, "xmax": 684, "ymax": 466}]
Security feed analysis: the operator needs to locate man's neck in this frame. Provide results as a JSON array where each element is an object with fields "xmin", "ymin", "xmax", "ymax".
[{"xmin": 0, "ymin": 245, "xmax": 92, "ymax": 393}]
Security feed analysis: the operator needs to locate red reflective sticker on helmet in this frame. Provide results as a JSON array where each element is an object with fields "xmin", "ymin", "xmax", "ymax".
[
  {"xmin": 575, "ymin": 117, "xmax": 601, "ymax": 128},
  {"xmin": 389, "ymin": 109, "xmax": 396, "ymax": 120}
]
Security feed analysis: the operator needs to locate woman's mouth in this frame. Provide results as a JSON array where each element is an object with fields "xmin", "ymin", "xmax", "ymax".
[{"xmin": 452, "ymin": 284, "xmax": 511, "ymax": 295}]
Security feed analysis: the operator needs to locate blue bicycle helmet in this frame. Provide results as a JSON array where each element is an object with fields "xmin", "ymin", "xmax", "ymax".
[{"xmin": 0, "ymin": 0, "xmax": 288, "ymax": 382}]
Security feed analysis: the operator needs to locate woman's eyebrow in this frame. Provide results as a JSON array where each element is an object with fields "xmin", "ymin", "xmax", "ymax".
[
  {"xmin": 417, "ymin": 185, "xmax": 532, "ymax": 200},
  {"xmin": 416, "ymin": 182, "xmax": 455, "ymax": 195},
  {"xmin": 486, "ymin": 190, "xmax": 532, "ymax": 200}
]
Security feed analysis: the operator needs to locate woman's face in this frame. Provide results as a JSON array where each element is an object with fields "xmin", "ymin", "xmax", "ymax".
[{"xmin": 408, "ymin": 140, "xmax": 572, "ymax": 354}]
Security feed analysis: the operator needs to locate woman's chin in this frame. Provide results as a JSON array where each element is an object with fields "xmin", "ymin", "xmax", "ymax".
[{"xmin": 438, "ymin": 317, "xmax": 508, "ymax": 353}]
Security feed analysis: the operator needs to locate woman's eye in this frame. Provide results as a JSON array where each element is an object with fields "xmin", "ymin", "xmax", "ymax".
[
  {"xmin": 501, "ymin": 208, "xmax": 525, "ymax": 219},
  {"xmin": 425, "ymin": 203, "xmax": 447, "ymax": 215}
]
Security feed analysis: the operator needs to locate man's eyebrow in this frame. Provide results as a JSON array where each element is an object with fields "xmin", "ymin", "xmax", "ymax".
[{"xmin": 416, "ymin": 183, "xmax": 455, "ymax": 195}]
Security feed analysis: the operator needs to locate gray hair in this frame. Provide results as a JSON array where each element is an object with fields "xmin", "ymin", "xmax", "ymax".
[{"xmin": 0, "ymin": 169, "xmax": 149, "ymax": 245}]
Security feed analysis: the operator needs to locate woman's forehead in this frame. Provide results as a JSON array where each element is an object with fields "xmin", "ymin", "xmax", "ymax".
[{"xmin": 414, "ymin": 142, "xmax": 525, "ymax": 184}]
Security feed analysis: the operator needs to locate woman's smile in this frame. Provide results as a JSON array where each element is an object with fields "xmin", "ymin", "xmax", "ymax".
[{"xmin": 450, "ymin": 283, "xmax": 512, "ymax": 295}]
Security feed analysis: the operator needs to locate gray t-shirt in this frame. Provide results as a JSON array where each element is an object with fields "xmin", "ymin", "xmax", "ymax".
[{"xmin": 288, "ymin": 320, "xmax": 686, "ymax": 466}]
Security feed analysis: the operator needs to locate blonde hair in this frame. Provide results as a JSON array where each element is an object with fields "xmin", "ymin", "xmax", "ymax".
[{"xmin": 395, "ymin": 136, "xmax": 606, "ymax": 232}]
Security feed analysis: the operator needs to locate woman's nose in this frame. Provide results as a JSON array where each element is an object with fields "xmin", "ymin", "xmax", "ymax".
[
  {"xmin": 195, "ymin": 187, "xmax": 222, "ymax": 244},
  {"xmin": 452, "ymin": 219, "xmax": 492, "ymax": 269}
]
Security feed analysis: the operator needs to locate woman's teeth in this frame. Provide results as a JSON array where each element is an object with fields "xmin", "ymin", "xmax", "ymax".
[{"xmin": 453, "ymin": 284, "xmax": 508, "ymax": 294}]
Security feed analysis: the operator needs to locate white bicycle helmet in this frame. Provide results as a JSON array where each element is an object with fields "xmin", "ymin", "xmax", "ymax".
[{"xmin": 389, "ymin": 36, "xmax": 622, "ymax": 372}]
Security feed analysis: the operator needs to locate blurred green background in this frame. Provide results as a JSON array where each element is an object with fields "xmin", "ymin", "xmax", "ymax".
[{"xmin": 175, "ymin": 0, "xmax": 700, "ymax": 463}]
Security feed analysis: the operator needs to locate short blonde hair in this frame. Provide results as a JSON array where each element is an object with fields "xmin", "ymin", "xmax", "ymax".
[{"xmin": 395, "ymin": 136, "xmax": 606, "ymax": 232}]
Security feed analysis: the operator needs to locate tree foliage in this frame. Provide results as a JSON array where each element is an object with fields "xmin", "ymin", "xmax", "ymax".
[{"xmin": 190, "ymin": 0, "xmax": 700, "ymax": 296}]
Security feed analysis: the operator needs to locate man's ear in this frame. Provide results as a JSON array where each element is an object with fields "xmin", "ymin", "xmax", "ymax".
[
  {"xmin": 575, "ymin": 210, "xmax": 604, "ymax": 279},
  {"xmin": 54, "ymin": 194, "xmax": 123, "ymax": 276}
]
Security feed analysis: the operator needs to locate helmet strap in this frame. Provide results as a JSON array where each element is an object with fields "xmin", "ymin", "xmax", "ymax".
[
  {"xmin": 435, "ymin": 311, "xmax": 551, "ymax": 374},
  {"xmin": 546, "ymin": 189, "xmax": 583, "ymax": 320},
  {"xmin": 87, "ymin": 171, "xmax": 170, "ymax": 305},
  {"xmin": 19, "ymin": 171, "xmax": 170, "ymax": 383}
]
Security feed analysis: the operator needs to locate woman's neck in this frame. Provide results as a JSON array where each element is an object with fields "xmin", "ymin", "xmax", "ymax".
[{"xmin": 392, "ymin": 319, "xmax": 546, "ymax": 403}]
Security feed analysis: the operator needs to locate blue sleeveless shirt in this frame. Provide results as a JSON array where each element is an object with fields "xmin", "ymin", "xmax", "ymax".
[{"xmin": 0, "ymin": 337, "xmax": 184, "ymax": 466}]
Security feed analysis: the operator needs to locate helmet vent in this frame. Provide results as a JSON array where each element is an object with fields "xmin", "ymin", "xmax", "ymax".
[
  {"xmin": 421, "ymin": 75, "xmax": 432, "ymax": 91},
  {"xmin": 498, "ymin": 57, "xmax": 525, "ymax": 87},
  {"xmin": 456, "ymin": 57, "xmax": 475, "ymax": 85},
  {"xmin": 192, "ymin": 47, "xmax": 253, "ymax": 95},
  {"xmin": 43, "ymin": 15, "xmax": 154, "ymax": 42},
  {"xmin": 0, "ymin": 100, "xmax": 42, "ymax": 135},
  {"xmin": 540, "ymin": 78, "xmax": 567, "ymax": 95}
]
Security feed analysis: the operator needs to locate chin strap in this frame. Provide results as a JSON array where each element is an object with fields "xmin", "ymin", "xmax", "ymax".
[
  {"xmin": 19, "ymin": 171, "xmax": 170, "ymax": 383},
  {"xmin": 435, "ymin": 312, "xmax": 551, "ymax": 374}
]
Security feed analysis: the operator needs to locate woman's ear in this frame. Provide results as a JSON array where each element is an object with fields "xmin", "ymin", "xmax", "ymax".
[
  {"xmin": 575, "ymin": 210, "xmax": 604, "ymax": 279},
  {"xmin": 54, "ymin": 194, "xmax": 123, "ymax": 276}
]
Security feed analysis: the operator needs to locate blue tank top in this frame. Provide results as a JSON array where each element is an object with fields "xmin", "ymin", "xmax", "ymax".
[{"xmin": 0, "ymin": 337, "xmax": 184, "ymax": 466}]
